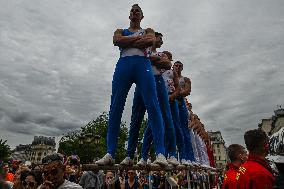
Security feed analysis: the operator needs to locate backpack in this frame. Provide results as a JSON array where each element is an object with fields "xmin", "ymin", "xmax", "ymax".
[{"xmin": 82, "ymin": 171, "xmax": 101, "ymax": 189}]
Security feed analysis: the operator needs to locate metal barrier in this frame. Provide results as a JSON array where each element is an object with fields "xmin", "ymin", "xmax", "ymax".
[{"xmin": 82, "ymin": 164, "xmax": 218, "ymax": 189}]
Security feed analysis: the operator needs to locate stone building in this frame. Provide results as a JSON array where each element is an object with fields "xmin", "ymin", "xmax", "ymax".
[
  {"xmin": 30, "ymin": 136, "xmax": 56, "ymax": 163},
  {"xmin": 258, "ymin": 107, "xmax": 284, "ymax": 156},
  {"xmin": 208, "ymin": 131, "xmax": 228, "ymax": 169},
  {"xmin": 11, "ymin": 136, "xmax": 56, "ymax": 164},
  {"xmin": 259, "ymin": 119, "xmax": 273, "ymax": 136},
  {"xmin": 258, "ymin": 107, "xmax": 284, "ymax": 136},
  {"xmin": 11, "ymin": 144, "xmax": 31, "ymax": 162}
]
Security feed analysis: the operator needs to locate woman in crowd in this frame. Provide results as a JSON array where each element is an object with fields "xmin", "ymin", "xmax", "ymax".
[{"xmin": 120, "ymin": 170, "xmax": 142, "ymax": 189}]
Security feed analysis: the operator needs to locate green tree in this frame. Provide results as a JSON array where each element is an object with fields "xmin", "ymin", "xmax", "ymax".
[
  {"xmin": 0, "ymin": 139, "xmax": 11, "ymax": 162},
  {"xmin": 58, "ymin": 112, "xmax": 128, "ymax": 163}
]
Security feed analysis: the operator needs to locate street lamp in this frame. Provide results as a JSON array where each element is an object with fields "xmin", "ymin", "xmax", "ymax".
[
  {"xmin": 78, "ymin": 136, "xmax": 84, "ymax": 145},
  {"xmin": 85, "ymin": 133, "xmax": 93, "ymax": 144},
  {"xmin": 81, "ymin": 133, "xmax": 100, "ymax": 144},
  {"xmin": 93, "ymin": 134, "xmax": 101, "ymax": 145},
  {"xmin": 78, "ymin": 133, "xmax": 101, "ymax": 163}
]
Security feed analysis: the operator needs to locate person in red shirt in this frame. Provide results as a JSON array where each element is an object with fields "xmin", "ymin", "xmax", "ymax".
[
  {"xmin": 3, "ymin": 164, "xmax": 14, "ymax": 182},
  {"xmin": 222, "ymin": 144, "xmax": 247, "ymax": 189},
  {"xmin": 236, "ymin": 129, "xmax": 275, "ymax": 189}
]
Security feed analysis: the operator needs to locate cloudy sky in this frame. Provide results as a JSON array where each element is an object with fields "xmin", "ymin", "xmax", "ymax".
[{"xmin": 1, "ymin": 0, "xmax": 284, "ymax": 149}]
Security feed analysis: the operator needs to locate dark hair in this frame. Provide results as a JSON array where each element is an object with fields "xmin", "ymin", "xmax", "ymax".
[
  {"xmin": 131, "ymin": 4, "xmax": 143, "ymax": 17},
  {"xmin": 20, "ymin": 170, "xmax": 42, "ymax": 187},
  {"xmin": 42, "ymin": 153, "xmax": 64, "ymax": 165},
  {"xmin": 227, "ymin": 144, "xmax": 245, "ymax": 162},
  {"xmin": 162, "ymin": 51, "xmax": 172, "ymax": 61},
  {"xmin": 155, "ymin": 32, "xmax": 163, "ymax": 37},
  {"xmin": 244, "ymin": 129, "xmax": 269, "ymax": 154},
  {"xmin": 174, "ymin": 61, "xmax": 183, "ymax": 65},
  {"xmin": 20, "ymin": 170, "xmax": 33, "ymax": 182},
  {"xmin": 32, "ymin": 169, "xmax": 43, "ymax": 185}
]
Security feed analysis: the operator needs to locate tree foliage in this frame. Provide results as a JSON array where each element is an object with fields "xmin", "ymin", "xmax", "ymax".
[
  {"xmin": 58, "ymin": 112, "xmax": 128, "ymax": 163},
  {"xmin": 0, "ymin": 139, "xmax": 11, "ymax": 162}
]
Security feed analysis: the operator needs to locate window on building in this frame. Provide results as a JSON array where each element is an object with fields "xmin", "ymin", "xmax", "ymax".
[
  {"xmin": 38, "ymin": 152, "xmax": 42, "ymax": 156},
  {"xmin": 217, "ymin": 144, "xmax": 220, "ymax": 148},
  {"xmin": 218, "ymin": 149, "xmax": 220, "ymax": 153},
  {"xmin": 219, "ymin": 156, "xmax": 221, "ymax": 160}
]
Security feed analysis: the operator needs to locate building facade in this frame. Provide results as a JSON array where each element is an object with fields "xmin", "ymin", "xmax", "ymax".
[
  {"xmin": 11, "ymin": 144, "xmax": 31, "ymax": 162},
  {"xmin": 259, "ymin": 107, "xmax": 284, "ymax": 156},
  {"xmin": 30, "ymin": 136, "xmax": 56, "ymax": 163},
  {"xmin": 258, "ymin": 107, "xmax": 284, "ymax": 136},
  {"xmin": 11, "ymin": 136, "xmax": 56, "ymax": 164},
  {"xmin": 208, "ymin": 131, "xmax": 228, "ymax": 169}
]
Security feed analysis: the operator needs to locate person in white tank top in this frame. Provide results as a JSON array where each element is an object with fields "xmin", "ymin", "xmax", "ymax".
[
  {"xmin": 173, "ymin": 61, "xmax": 191, "ymax": 100},
  {"xmin": 120, "ymin": 32, "xmax": 179, "ymax": 167},
  {"xmin": 96, "ymin": 4, "xmax": 167, "ymax": 166},
  {"xmin": 160, "ymin": 61, "xmax": 195, "ymax": 165},
  {"xmin": 172, "ymin": 61, "xmax": 196, "ymax": 163}
]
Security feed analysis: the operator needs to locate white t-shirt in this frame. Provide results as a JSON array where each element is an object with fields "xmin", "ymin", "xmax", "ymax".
[
  {"xmin": 38, "ymin": 180, "xmax": 82, "ymax": 189},
  {"xmin": 120, "ymin": 29, "xmax": 147, "ymax": 57},
  {"xmin": 57, "ymin": 180, "xmax": 83, "ymax": 189},
  {"xmin": 145, "ymin": 48, "xmax": 164, "ymax": 75},
  {"xmin": 162, "ymin": 70, "xmax": 175, "ymax": 93}
]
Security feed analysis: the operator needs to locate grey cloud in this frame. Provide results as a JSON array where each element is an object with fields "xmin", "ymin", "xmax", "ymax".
[
  {"xmin": 1, "ymin": 0, "xmax": 284, "ymax": 148},
  {"xmin": 0, "ymin": 108, "xmax": 81, "ymax": 136},
  {"xmin": 10, "ymin": 111, "xmax": 31, "ymax": 123},
  {"xmin": 223, "ymin": 127, "xmax": 242, "ymax": 133}
]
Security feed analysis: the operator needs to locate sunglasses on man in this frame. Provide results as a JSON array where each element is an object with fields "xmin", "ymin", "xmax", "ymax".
[
  {"xmin": 42, "ymin": 168, "xmax": 62, "ymax": 177},
  {"xmin": 22, "ymin": 181, "xmax": 35, "ymax": 188},
  {"xmin": 42, "ymin": 153, "xmax": 64, "ymax": 164}
]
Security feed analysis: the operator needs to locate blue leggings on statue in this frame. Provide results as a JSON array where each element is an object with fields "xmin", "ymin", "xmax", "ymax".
[
  {"xmin": 170, "ymin": 100, "xmax": 186, "ymax": 160},
  {"xmin": 107, "ymin": 56, "xmax": 165, "ymax": 158},
  {"xmin": 126, "ymin": 75, "xmax": 177, "ymax": 160},
  {"xmin": 178, "ymin": 98, "xmax": 195, "ymax": 161}
]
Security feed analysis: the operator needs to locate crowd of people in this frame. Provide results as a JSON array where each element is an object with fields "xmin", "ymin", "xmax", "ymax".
[{"xmin": 0, "ymin": 153, "xmax": 221, "ymax": 189}]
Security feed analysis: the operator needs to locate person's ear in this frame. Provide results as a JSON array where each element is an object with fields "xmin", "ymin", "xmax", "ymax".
[
  {"xmin": 264, "ymin": 143, "xmax": 270, "ymax": 152},
  {"xmin": 62, "ymin": 164, "xmax": 66, "ymax": 171},
  {"xmin": 238, "ymin": 154, "xmax": 244, "ymax": 161}
]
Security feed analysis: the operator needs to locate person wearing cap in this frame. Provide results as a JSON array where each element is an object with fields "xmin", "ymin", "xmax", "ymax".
[
  {"xmin": 236, "ymin": 129, "xmax": 275, "ymax": 189},
  {"xmin": 222, "ymin": 144, "xmax": 247, "ymax": 189},
  {"xmin": 38, "ymin": 153, "xmax": 82, "ymax": 189}
]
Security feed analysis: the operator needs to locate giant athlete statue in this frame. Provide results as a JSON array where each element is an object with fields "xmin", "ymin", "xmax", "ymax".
[{"xmin": 96, "ymin": 4, "xmax": 167, "ymax": 165}]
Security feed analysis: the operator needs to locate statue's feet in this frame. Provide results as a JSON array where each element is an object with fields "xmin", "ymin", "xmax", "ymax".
[
  {"xmin": 167, "ymin": 156, "xmax": 180, "ymax": 166},
  {"xmin": 120, "ymin": 157, "xmax": 134, "ymax": 166},
  {"xmin": 181, "ymin": 159, "xmax": 191, "ymax": 166},
  {"xmin": 137, "ymin": 158, "xmax": 147, "ymax": 166},
  {"xmin": 95, "ymin": 153, "xmax": 115, "ymax": 166},
  {"xmin": 153, "ymin": 153, "xmax": 168, "ymax": 166},
  {"xmin": 191, "ymin": 161, "xmax": 198, "ymax": 166}
]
